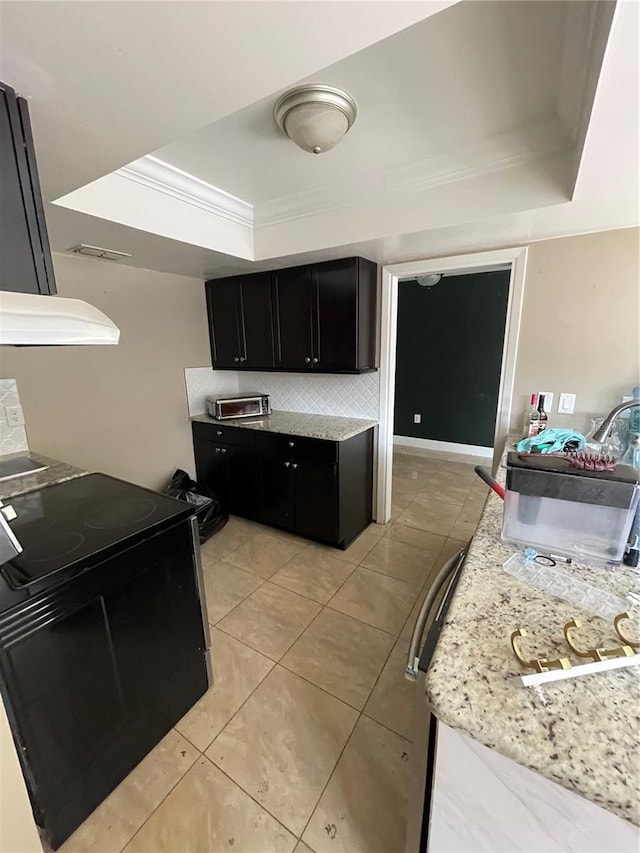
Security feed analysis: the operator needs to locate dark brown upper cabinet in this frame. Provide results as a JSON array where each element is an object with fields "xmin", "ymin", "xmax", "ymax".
[
  {"xmin": 274, "ymin": 257, "xmax": 377, "ymax": 373},
  {"xmin": 206, "ymin": 256, "xmax": 377, "ymax": 374},
  {"xmin": 205, "ymin": 272, "xmax": 275, "ymax": 369},
  {"xmin": 0, "ymin": 80, "xmax": 56, "ymax": 295}
]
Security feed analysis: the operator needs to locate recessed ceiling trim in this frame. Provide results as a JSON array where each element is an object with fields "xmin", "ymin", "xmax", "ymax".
[
  {"xmin": 117, "ymin": 155, "xmax": 254, "ymax": 228},
  {"xmin": 256, "ymin": 117, "xmax": 572, "ymax": 228}
]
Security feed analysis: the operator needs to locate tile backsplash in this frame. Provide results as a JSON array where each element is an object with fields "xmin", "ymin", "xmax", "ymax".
[
  {"xmin": 184, "ymin": 367, "xmax": 380, "ymax": 420},
  {"xmin": 0, "ymin": 379, "xmax": 29, "ymax": 455}
]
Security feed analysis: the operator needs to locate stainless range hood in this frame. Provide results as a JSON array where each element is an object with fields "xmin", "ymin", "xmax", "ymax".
[{"xmin": 0, "ymin": 292, "xmax": 120, "ymax": 346}]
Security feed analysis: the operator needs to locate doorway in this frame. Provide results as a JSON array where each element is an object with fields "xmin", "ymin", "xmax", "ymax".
[{"xmin": 375, "ymin": 247, "xmax": 528, "ymax": 523}]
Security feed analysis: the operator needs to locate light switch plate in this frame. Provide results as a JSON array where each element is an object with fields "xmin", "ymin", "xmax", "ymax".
[
  {"xmin": 413, "ymin": 413, "xmax": 421, "ymax": 424},
  {"xmin": 558, "ymin": 393, "xmax": 576, "ymax": 415}
]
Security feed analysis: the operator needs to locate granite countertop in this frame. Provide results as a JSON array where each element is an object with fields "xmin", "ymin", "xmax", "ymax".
[
  {"xmin": 425, "ymin": 435, "xmax": 640, "ymax": 826},
  {"xmin": 191, "ymin": 410, "xmax": 377, "ymax": 442},
  {"xmin": 0, "ymin": 451, "xmax": 87, "ymax": 500}
]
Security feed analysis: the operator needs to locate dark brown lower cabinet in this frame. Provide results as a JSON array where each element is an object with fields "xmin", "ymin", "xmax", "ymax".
[{"xmin": 192, "ymin": 422, "xmax": 373, "ymax": 548}]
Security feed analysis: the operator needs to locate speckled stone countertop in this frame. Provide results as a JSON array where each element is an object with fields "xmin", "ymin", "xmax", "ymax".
[
  {"xmin": 425, "ymin": 435, "xmax": 640, "ymax": 825},
  {"xmin": 0, "ymin": 451, "xmax": 87, "ymax": 500},
  {"xmin": 191, "ymin": 410, "xmax": 377, "ymax": 442}
]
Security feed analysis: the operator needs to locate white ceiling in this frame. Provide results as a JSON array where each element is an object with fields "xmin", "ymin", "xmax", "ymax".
[
  {"xmin": 1, "ymin": 0, "xmax": 447, "ymax": 199},
  {"xmin": 156, "ymin": 0, "xmax": 570, "ymax": 205},
  {"xmin": 1, "ymin": 0, "xmax": 638, "ymax": 280}
]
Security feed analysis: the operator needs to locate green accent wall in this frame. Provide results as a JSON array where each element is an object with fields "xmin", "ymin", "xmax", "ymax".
[{"xmin": 394, "ymin": 270, "xmax": 510, "ymax": 447}]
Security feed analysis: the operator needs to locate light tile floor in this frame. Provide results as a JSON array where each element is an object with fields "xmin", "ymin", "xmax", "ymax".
[{"xmin": 60, "ymin": 449, "xmax": 488, "ymax": 853}]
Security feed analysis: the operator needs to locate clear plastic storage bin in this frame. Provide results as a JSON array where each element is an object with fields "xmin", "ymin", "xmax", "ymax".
[{"xmin": 502, "ymin": 454, "xmax": 640, "ymax": 566}]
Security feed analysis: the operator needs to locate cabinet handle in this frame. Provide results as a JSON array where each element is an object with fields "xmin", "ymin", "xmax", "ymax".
[
  {"xmin": 240, "ymin": 356, "xmax": 246, "ymax": 362},
  {"xmin": 216, "ymin": 430, "xmax": 222, "ymax": 436},
  {"xmin": 284, "ymin": 461, "xmax": 290, "ymax": 468},
  {"xmin": 234, "ymin": 357, "xmax": 240, "ymax": 362},
  {"xmin": 215, "ymin": 448, "xmax": 221, "ymax": 454},
  {"xmin": 305, "ymin": 357, "xmax": 311, "ymax": 363},
  {"xmin": 291, "ymin": 463, "xmax": 298, "ymax": 470},
  {"xmin": 221, "ymin": 448, "xmax": 227, "ymax": 454},
  {"xmin": 312, "ymin": 357, "xmax": 319, "ymax": 364},
  {"xmin": 288, "ymin": 441, "xmax": 295, "ymax": 448}
]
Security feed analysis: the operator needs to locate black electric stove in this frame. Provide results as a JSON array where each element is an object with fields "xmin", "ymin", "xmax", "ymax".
[
  {"xmin": 0, "ymin": 472, "xmax": 209, "ymax": 850},
  {"xmin": 0, "ymin": 473, "xmax": 193, "ymax": 606}
]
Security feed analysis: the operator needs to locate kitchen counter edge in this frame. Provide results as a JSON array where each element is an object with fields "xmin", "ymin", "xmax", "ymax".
[
  {"xmin": 190, "ymin": 410, "xmax": 377, "ymax": 442},
  {"xmin": 0, "ymin": 451, "xmax": 87, "ymax": 500}
]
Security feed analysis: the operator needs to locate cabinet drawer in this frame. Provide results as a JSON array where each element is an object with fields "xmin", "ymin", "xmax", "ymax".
[
  {"xmin": 192, "ymin": 421, "xmax": 255, "ymax": 447},
  {"xmin": 254, "ymin": 431, "xmax": 337, "ymax": 463}
]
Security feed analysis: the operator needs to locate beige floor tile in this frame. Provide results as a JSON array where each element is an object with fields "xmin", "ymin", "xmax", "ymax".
[
  {"xmin": 123, "ymin": 757, "xmax": 295, "ymax": 853},
  {"xmin": 202, "ymin": 559, "xmax": 263, "ymax": 625},
  {"xmin": 328, "ymin": 567, "xmax": 418, "ymax": 635},
  {"xmin": 302, "ymin": 523, "xmax": 386, "ymax": 566},
  {"xmin": 449, "ymin": 517, "xmax": 480, "ymax": 541},
  {"xmin": 217, "ymin": 582, "xmax": 321, "ymax": 660},
  {"xmin": 175, "ymin": 629, "xmax": 274, "ymax": 752},
  {"xmin": 416, "ymin": 473, "xmax": 470, "ymax": 506},
  {"xmin": 400, "ymin": 585, "xmax": 426, "ymax": 641},
  {"xmin": 302, "ymin": 715, "xmax": 410, "ymax": 853},
  {"xmin": 435, "ymin": 537, "xmax": 468, "ymax": 567},
  {"xmin": 200, "ymin": 517, "xmax": 260, "ymax": 561},
  {"xmin": 459, "ymin": 495, "xmax": 486, "ymax": 523},
  {"xmin": 397, "ymin": 493, "xmax": 461, "ymax": 536},
  {"xmin": 270, "ymin": 547, "xmax": 356, "ymax": 604},
  {"xmin": 361, "ymin": 537, "xmax": 436, "ymax": 588},
  {"xmin": 282, "ymin": 609, "xmax": 394, "ymax": 709},
  {"xmin": 60, "ymin": 729, "xmax": 198, "ymax": 853},
  {"xmin": 207, "ymin": 666, "xmax": 358, "ymax": 837},
  {"xmin": 224, "ymin": 531, "xmax": 305, "ymax": 579},
  {"xmin": 365, "ymin": 638, "xmax": 414, "ymax": 740},
  {"xmin": 294, "ymin": 843, "xmax": 316, "ymax": 853},
  {"xmin": 341, "ymin": 523, "xmax": 388, "ymax": 563},
  {"xmin": 384, "ymin": 523, "xmax": 446, "ymax": 555}
]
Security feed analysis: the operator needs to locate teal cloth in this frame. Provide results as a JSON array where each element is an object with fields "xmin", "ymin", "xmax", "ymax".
[{"xmin": 516, "ymin": 429, "xmax": 586, "ymax": 454}]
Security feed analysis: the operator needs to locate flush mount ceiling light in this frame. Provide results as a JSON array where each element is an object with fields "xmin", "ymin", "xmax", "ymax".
[
  {"xmin": 416, "ymin": 274, "xmax": 442, "ymax": 288},
  {"xmin": 273, "ymin": 84, "xmax": 357, "ymax": 155}
]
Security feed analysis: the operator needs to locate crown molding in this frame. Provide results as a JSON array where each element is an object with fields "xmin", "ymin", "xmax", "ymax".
[
  {"xmin": 117, "ymin": 155, "xmax": 254, "ymax": 228},
  {"xmin": 255, "ymin": 118, "xmax": 572, "ymax": 229}
]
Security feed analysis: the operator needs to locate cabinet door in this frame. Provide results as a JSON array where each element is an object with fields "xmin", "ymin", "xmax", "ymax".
[
  {"xmin": 313, "ymin": 258, "xmax": 359, "ymax": 371},
  {"xmin": 273, "ymin": 266, "xmax": 314, "ymax": 370},
  {"xmin": 193, "ymin": 438, "xmax": 230, "ymax": 509},
  {"xmin": 205, "ymin": 279, "xmax": 242, "ymax": 367},
  {"xmin": 227, "ymin": 447, "xmax": 262, "ymax": 519},
  {"xmin": 0, "ymin": 83, "xmax": 55, "ymax": 294},
  {"xmin": 239, "ymin": 273, "xmax": 275, "ymax": 369},
  {"xmin": 294, "ymin": 460, "xmax": 339, "ymax": 543},
  {"xmin": 258, "ymin": 453, "xmax": 294, "ymax": 530}
]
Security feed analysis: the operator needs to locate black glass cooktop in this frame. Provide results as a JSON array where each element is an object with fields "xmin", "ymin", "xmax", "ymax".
[{"xmin": 0, "ymin": 473, "xmax": 192, "ymax": 591}]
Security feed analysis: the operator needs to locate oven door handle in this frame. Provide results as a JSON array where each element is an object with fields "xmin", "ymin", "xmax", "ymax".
[{"xmin": 405, "ymin": 547, "xmax": 467, "ymax": 682}]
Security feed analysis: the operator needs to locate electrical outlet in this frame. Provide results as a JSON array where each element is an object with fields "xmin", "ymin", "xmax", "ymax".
[
  {"xmin": 413, "ymin": 414, "xmax": 421, "ymax": 424},
  {"xmin": 558, "ymin": 393, "xmax": 576, "ymax": 415},
  {"xmin": 5, "ymin": 405, "xmax": 24, "ymax": 427}
]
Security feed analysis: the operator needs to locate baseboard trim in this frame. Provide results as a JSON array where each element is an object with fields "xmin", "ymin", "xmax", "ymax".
[{"xmin": 393, "ymin": 435, "xmax": 493, "ymax": 458}]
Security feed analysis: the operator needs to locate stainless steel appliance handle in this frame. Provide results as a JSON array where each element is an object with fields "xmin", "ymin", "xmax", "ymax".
[{"xmin": 405, "ymin": 548, "xmax": 466, "ymax": 682}]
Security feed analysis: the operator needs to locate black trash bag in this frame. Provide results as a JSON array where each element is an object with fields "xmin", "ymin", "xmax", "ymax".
[{"xmin": 165, "ymin": 469, "xmax": 228, "ymax": 544}]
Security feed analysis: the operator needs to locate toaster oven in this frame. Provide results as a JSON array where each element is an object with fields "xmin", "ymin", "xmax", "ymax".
[{"xmin": 206, "ymin": 393, "xmax": 271, "ymax": 420}]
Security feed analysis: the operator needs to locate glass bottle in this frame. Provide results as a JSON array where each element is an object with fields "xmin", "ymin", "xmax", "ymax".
[
  {"xmin": 524, "ymin": 393, "xmax": 539, "ymax": 437},
  {"xmin": 584, "ymin": 417, "xmax": 624, "ymax": 458},
  {"xmin": 536, "ymin": 394, "xmax": 548, "ymax": 433}
]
